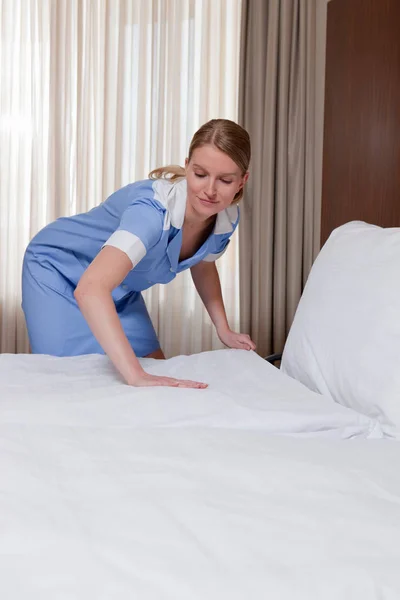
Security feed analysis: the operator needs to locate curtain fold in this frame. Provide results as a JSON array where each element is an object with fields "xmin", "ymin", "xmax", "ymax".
[
  {"xmin": 0, "ymin": 0, "xmax": 242, "ymax": 355},
  {"xmin": 238, "ymin": 0, "xmax": 321, "ymax": 358}
]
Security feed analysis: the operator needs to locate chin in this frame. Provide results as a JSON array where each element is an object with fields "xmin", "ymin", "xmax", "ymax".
[{"xmin": 196, "ymin": 197, "xmax": 220, "ymax": 214}]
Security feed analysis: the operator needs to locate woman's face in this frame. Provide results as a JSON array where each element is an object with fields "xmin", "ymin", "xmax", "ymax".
[{"xmin": 185, "ymin": 144, "xmax": 248, "ymax": 220}]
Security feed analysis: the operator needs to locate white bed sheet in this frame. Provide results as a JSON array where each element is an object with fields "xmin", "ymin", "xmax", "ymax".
[
  {"xmin": 1, "ymin": 349, "xmax": 399, "ymax": 599},
  {"xmin": 0, "ymin": 349, "xmax": 381, "ymax": 438}
]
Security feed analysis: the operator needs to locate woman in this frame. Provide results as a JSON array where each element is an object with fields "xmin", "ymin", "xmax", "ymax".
[{"xmin": 22, "ymin": 119, "xmax": 255, "ymax": 388}]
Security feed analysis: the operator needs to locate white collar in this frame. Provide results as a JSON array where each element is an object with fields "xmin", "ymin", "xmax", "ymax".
[{"xmin": 152, "ymin": 178, "xmax": 238, "ymax": 234}]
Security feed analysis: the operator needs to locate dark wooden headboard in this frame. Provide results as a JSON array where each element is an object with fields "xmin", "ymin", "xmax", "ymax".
[{"xmin": 321, "ymin": 0, "xmax": 400, "ymax": 246}]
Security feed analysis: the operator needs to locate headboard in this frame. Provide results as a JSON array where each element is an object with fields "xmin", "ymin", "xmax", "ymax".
[{"xmin": 320, "ymin": 0, "xmax": 400, "ymax": 246}]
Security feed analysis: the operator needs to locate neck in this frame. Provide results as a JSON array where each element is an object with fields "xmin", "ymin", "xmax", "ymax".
[{"xmin": 184, "ymin": 202, "xmax": 216, "ymax": 229}]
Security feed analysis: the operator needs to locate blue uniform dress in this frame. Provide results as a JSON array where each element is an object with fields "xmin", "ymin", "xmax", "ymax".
[{"xmin": 22, "ymin": 178, "xmax": 239, "ymax": 357}]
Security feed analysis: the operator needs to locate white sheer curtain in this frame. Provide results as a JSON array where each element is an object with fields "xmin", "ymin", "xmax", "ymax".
[{"xmin": 0, "ymin": 0, "xmax": 242, "ymax": 355}]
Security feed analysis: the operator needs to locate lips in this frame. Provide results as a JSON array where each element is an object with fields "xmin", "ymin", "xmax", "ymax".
[{"xmin": 198, "ymin": 197, "xmax": 218, "ymax": 205}]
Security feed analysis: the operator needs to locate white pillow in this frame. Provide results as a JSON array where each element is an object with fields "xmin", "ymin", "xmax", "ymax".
[{"xmin": 281, "ymin": 221, "xmax": 400, "ymax": 437}]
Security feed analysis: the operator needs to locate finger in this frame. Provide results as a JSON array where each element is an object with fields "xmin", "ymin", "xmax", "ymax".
[
  {"xmin": 243, "ymin": 337, "xmax": 256, "ymax": 349},
  {"xmin": 237, "ymin": 339, "xmax": 252, "ymax": 350},
  {"xmin": 160, "ymin": 377, "xmax": 208, "ymax": 389},
  {"xmin": 175, "ymin": 379, "xmax": 208, "ymax": 389},
  {"xmin": 241, "ymin": 338, "xmax": 256, "ymax": 351},
  {"xmin": 143, "ymin": 378, "xmax": 179, "ymax": 387}
]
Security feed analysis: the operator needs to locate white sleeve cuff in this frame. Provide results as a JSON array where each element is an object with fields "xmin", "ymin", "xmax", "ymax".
[
  {"xmin": 202, "ymin": 243, "xmax": 229, "ymax": 262},
  {"xmin": 103, "ymin": 230, "xmax": 147, "ymax": 268}
]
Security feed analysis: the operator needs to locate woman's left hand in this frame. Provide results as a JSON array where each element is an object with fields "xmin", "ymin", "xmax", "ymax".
[{"xmin": 217, "ymin": 327, "xmax": 256, "ymax": 351}]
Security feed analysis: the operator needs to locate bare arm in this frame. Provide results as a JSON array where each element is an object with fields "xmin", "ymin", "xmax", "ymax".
[
  {"xmin": 190, "ymin": 261, "xmax": 230, "ymax": 332},
  {"xmin": 190, "ymin": 261, "xmax": 256, "ymax": 351},
  {"xmin": 75, "ymin": 247, "xmax": 207, "ymax": 388},
  {"xmin": 74, "ymin": 247, "xmax": 142, "ymax": 384}
]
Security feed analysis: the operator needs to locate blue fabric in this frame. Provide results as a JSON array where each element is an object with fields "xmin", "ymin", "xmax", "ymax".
[
  {"xmin": 22, "ymin": 255, "xmax": 160, "ymax": 357},
  {"xmin": 22, "ymin": 178, "xmax": 239, "ymax": 357}
]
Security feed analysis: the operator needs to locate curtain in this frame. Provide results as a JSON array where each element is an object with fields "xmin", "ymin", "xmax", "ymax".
[
  {"xmin": 0, "ymin": 0, "xmax": 242, "ymax": 356},
  {"xmin": 238, "ymin": 0, "xmax": 322, "ymax": 358}
]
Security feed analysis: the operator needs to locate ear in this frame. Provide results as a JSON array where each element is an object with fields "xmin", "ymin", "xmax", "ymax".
[
  {"xmin": 185, "ymin": 157, "xmax": 189, "ymax": 169},
  {"xmin": 238, "ymin": 171, "xmax": 249, "ymax": 190}
]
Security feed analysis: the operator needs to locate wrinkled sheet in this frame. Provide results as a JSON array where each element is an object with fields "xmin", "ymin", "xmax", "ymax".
[
  {"xmin": 0, "ymin": 350, "xmax": 380, "ymax": 438},
  {"xmin": 1, "ymin": 350, "xmax": 399, "ymax": 599}
]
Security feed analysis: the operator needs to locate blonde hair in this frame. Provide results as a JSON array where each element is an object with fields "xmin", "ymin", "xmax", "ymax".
[{"xmin": 149, "ymin": 119, "xmax": 251, "ymax": 202}]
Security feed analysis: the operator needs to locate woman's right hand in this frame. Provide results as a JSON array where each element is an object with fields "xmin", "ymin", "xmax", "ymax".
[
  {"xmin": 75, "ymin": 248, "xmax": 208, "ymax": 390},
  {"xmin": 129, "ymin": 371, "xmax": 208, "ymax": 389}
]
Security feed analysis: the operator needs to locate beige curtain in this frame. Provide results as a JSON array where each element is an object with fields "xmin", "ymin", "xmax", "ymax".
[
  {"xmin": 238, "ymin": 0, "xmax": 322, "ymax": 358},
  {"xmin": 0, "ymin": 0, "xmax": 242, "ymax": 355}
]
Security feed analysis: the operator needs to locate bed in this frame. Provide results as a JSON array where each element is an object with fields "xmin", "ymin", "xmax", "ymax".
[{"xmin": 2, "ymin": 222, "xmax": 400, "ymax": 599}]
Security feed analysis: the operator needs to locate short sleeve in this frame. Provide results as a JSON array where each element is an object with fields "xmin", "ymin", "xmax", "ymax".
[{"xmin": 103, "ymin": 199, "xmax": 164, "ymax": 268}]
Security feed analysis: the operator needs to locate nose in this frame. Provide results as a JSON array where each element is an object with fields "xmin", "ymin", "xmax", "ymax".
[{"xmin": 205, "ymin": 178, "xmax": 217, "ymax": 198}]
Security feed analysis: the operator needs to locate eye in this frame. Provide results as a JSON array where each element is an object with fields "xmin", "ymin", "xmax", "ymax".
[
  {"xmin": 194, "ymin": 173, "xmax": 206, "ymax": 178},
  {"xmin": 221, "ymin": 179, "xmax": 233, "ymax": 185}
]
